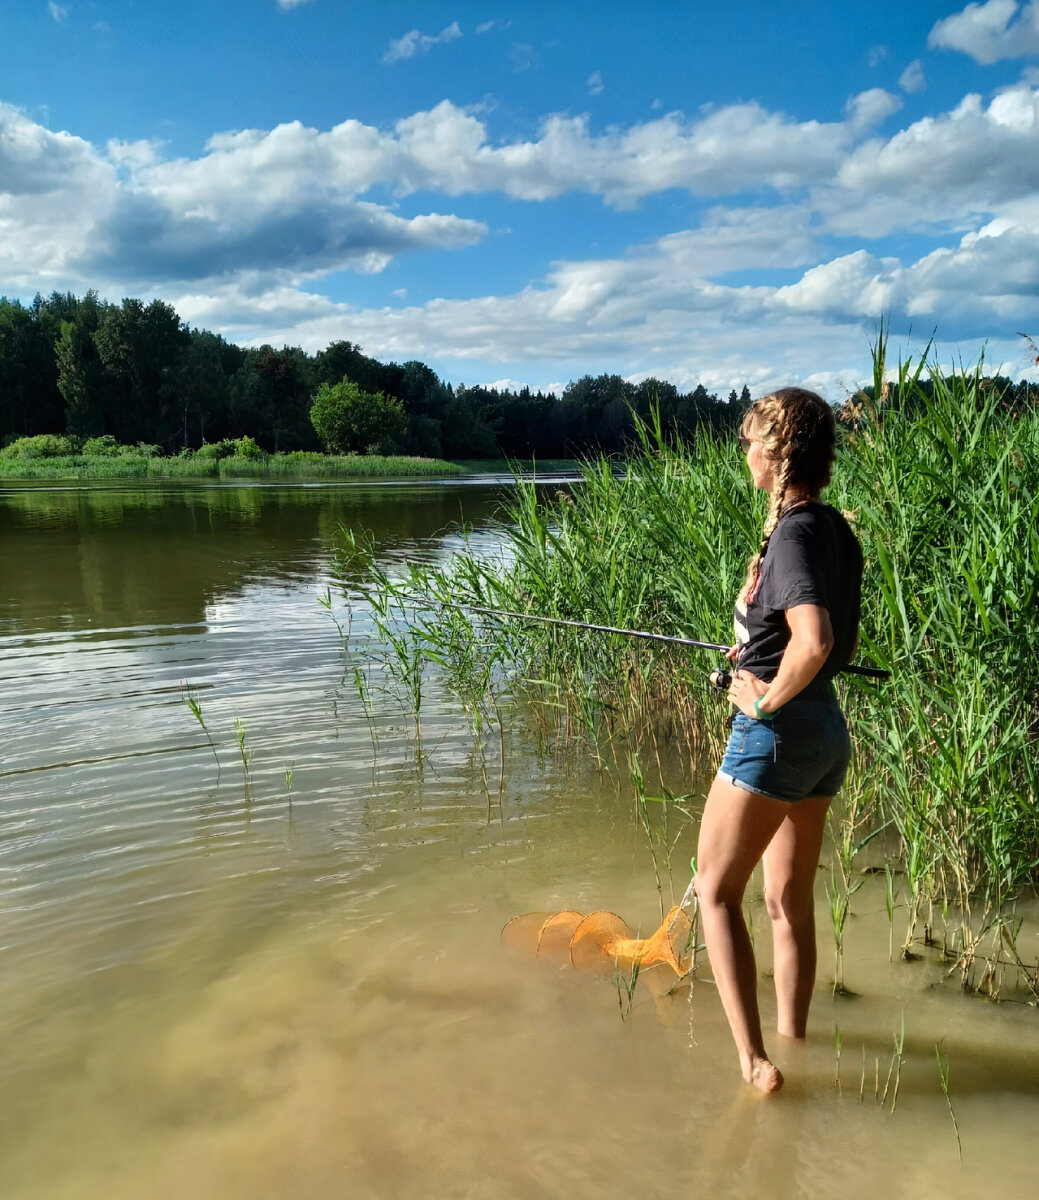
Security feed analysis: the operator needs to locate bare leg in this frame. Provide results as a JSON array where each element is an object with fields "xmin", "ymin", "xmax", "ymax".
[
  {"xmin": 694, "ymin": 776, "xmax": 790, "ymax": 1093},
  {"xmin": 762, "ymin": 794, "xmax": 831, "ymax": 1039}
]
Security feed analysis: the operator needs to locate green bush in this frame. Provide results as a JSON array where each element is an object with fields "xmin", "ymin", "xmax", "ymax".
[
  {"xmin": 82, "ymin": 435, "xmax": 122, "ymax": 457},
  {"xmin": 0, "ymin": 434, "xmax": 81, "ymax": 459},
  {"xmin": 232, "ymin": 435, "xmax": 265, "ymax": 459},
  {"xmin": 194, "ymin": 439, "xmax": 236, "ymax": 460}
]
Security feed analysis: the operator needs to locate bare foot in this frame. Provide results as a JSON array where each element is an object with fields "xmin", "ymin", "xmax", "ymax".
[{"xmin": 742, "ymin": 1055, "xmax": 784, "ymax": 1093}]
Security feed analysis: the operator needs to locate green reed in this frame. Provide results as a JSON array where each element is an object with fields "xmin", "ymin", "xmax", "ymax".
[
  {"xmin": 935, "ymin": 1040, "xmax": 962, "ymax": 1161},
  {"xmin": 234, "ymin": 716, "xmax": 252, "ymax": 798},
  {"xmin": 181, "ymin": 685, "xmax": 220, "ymax": 783},
  {"xmin": 350, "ymin": 345, "xmax": 1039, "ymax": 997}
]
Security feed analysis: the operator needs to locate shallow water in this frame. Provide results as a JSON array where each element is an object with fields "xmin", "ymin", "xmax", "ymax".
[{"xmin": 2, "ymin": 479, "xmax": 1038, "ymax": 1200}]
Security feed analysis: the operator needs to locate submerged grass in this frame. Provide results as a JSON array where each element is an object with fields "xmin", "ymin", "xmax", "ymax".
[{"xmin": 344, "ymin": 344, "xmax": 1039, "ymax": 998}]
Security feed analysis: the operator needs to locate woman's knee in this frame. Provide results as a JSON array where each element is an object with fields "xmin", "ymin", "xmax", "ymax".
[
  {"xmin": 764, "ymin": 883, "xmax": 814, "ymax": 928},
  {"xmin": 694, "ymin": 870, "xmax": 744, "ymax": 912}
]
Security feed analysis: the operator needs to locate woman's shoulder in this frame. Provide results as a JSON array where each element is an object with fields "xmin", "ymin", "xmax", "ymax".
[
  {"xmin": 780, "ymin": 501, "xmax": 852, "ymax": 534},
  {"xmin": 774, "ymin": 502, "xmax": 861, "ymax": 556}
]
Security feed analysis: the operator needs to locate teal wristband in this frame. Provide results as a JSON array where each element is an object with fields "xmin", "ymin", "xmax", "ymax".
[{"xmin": 752, "ymin": 695, "xmax": 774, "ymax": 721}]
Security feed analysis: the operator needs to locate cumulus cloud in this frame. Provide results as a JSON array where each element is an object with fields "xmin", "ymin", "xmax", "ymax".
[
  {"xmin": 928, "ymin": 0, "xmax": 1039, "ymax": 64},
  {"xmin": 382, "ymin": 21, "xmax": 462, "ymax": 64},
  {"xmin": 0, "ymin": 103, "xmax": 485, "ymax": 288},
  {"xmin": 163, "ymin": 195, "xmax": 1039, "ymax": 399},
  {"xmin": 824, "ymin": 84, "xmax": 1039, "ymax": 235},
  {"xmin": 117, "ymin": 96, "xmax": 876, "ymax": 213},
  {"xmin": 106, "ymin": 137, "xmax": 161, "ymax": 171},
  {"xmin": 383, "ymin": 98, "xmax": 874, "ymax": 206},
  {"xmin": 2, "ymin": 93, "xmax": 881, "ymax": 293},
  {"xmin": 845, "ymin": 88, "xmax": 903, "ymax": 131},
  {"xmin": 770, "ymin": 214, "xmax": 1039, "ymax": 331},
  {"xmin": 899, "ymin": 59, "xmax": 926, "ymax": 94},
  {"xmin": 6, "ymin": 83, "xmax": 1039, "ymax": 394}
]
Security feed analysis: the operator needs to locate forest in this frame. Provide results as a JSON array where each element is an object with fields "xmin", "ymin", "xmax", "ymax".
[{"xmin": 0, "ymin": 290, "xmax": 762, "ymax": 460}]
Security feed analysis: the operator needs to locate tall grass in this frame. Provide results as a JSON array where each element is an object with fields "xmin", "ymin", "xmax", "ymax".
[
  {"xmin": 347, "ymin": 348, "xmax": 1039, "ymax": 995},
  {"xmin": 0, "ymin": 451, "xmax": 465, "ymax": 480}
]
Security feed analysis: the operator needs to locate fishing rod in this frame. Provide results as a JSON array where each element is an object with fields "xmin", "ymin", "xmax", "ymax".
[{"xmin": 391, "ymin": 593, "xmax": 890, "ymax": 683}]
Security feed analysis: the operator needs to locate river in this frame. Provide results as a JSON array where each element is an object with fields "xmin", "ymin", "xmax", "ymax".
[{"xmin": 1, "ymin": 478, "xmax": 1037, "ymax": 1200}]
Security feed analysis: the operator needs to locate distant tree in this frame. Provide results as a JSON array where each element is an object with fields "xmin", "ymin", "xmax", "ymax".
[
  {"xmin": 57, "ymin": 320, "xmax": 100, "ymax": 436},
  {"xmin": 315, "ymin": 340, "xmax": 388, "ymax": 396},
  {"xmin": 309, "ymin": 379, "xmax": 406, "ymax": 453},
  {"xmin": 92, "ymin": 298, "xmax": 189, "ymax": 443}
]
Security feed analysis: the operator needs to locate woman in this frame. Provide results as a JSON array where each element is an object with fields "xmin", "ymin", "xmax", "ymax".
[{"xmin": 694, "ymin": 387, "xmax": 862, "ymax": 1094}]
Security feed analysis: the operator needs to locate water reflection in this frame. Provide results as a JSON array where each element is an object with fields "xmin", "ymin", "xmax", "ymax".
[{"xmin": 0, "ymin": 479, "xmax": 534, "ymax": 633}]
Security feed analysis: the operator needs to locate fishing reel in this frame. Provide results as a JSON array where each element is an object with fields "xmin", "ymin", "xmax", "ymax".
[{"xmin": 708, "ymin": 664, "xmax": 732, "ymax": 691}]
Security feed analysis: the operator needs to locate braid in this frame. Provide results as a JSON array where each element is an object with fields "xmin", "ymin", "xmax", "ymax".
[
  {"xmin": 744, "ymin": 458, "xmax": 790, "ymax": 598},
  {"xmin": 740, "ymin": 388, "xmax": 834, "ymax": 600}
]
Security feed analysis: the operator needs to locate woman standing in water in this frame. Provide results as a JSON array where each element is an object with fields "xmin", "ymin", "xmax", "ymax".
[{"xmin": 694, "ymin": 388, "xmax": 862, "ymax": 1093}]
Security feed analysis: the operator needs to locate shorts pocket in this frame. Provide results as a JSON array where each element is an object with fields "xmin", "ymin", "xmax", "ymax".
[
  {"xmin": 728, "ymin": 713, "xmax": 750, "ymax": 756},
  {"xmin": 772, "ymin": 709, "xmax": 825, "ymax": 770}
]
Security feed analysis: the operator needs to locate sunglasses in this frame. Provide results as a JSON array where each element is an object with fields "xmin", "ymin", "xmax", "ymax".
[{"xmin": 738, "ymin": 433, "xmax": 752, "ymax": 452}]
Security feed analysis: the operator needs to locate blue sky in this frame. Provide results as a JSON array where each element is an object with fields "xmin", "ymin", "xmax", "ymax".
[{"xmin": 3, "ymin": 1, "xmax": 1039, "ymax": 397}]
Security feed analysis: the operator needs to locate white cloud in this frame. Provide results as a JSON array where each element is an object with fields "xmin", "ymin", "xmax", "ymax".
[
  {"xmin": 476, "ymin": 19, "xmax": 511, "ymax": 34},
  {"xmin": 382, "ymin": 21, "xmax": 462, "ymax": 64},
  {"xmin": 899, "ymin": 59, "xmax": 926, "ymax": 94},
  {"xmin": 106, "ymin": 137, "xmax": 161, "ymax": 171},
  {"xmin": 928, "ymin": 0, "xmax": 1039, "ymax": 64},
  {"xmin": 825, "ymin": 84, "xmax": 1039, "ymax": 235},
  {"xmin": 163, "ymin": 198, "xmax": 1039, "ymax": 401},
  {"xmin": 0, "ymin": 103, "xmax": 486, "ymax": 289},
  {"xmin": 383, "ymin": 98, "xmax": 867, "ymax": 207},
  {"xmin": 276, "ymin": 0, "xmax": 313, "ymax": 8},
  {"xmin": 2, "ymin": 96, "xmax": 870, "ymax": 295},
  {"xmin": 844, "ymin": 88, "xmax": 903, "ymax": 131},
  {"xmin": 484, "ymin": 377, "xmax": 530, "ymax": 391},
  {"xmin": 867, "ymin": 45, "xmax": 890, "ymax": 68},
  {"xmin": 6, "ymin": 83, "xmax": 1039, "ymax": 397},
  {"xmin": 587, "ymin": 71, "xmax": 603, "ymax": 96},
  {"xmin": 47, "ymin": 2, "xmax": 68, "ymax": 22}
]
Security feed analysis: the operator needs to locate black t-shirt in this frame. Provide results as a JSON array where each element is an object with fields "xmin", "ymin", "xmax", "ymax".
[{"xmin": 734, "ymin": 502, "xmax": 862, "ymax": 701}]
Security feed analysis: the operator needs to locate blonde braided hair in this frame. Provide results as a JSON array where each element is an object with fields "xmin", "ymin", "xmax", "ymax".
[{"xmin": 741, "ymin": 387, "xmax": 835, "ymax": 599}]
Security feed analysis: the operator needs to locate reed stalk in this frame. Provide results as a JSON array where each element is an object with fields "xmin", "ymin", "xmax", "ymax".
[{"xmin": 181, "ymin": 685, "xmax": 221, "ymax": 783}]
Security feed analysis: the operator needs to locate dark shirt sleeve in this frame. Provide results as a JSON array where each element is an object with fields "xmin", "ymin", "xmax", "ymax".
[{"xmin": 764, "ymin": 520, "xmax": 829, "ymax": 611}]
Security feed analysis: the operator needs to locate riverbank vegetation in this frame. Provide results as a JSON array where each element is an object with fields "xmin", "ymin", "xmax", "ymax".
[
  {"xmin": 0, "ymin": 434, "xmax": 464, "ymax": 480},
  {"xmin": 345, "ymin": 344, "xmax": 1039, "ymax": 1001}
]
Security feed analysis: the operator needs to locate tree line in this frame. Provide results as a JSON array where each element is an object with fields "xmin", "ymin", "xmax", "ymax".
[
  {"xmin": 3, "ymin": 291, "xmax": 1034, "ymax": 459},
  {"xmin": 0, "ymin": 291, "xmax": 762, "ymax": 459}
]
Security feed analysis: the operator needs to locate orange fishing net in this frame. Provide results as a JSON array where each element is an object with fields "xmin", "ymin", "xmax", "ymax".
[{"xmin": 502, "ymin": 905, "xmax": 693, "ymax": 979}]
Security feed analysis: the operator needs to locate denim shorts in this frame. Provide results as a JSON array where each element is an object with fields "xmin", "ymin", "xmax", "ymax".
[{"xmin": 717, "ymin": 699, "xmax": 852, "ymax": 802}]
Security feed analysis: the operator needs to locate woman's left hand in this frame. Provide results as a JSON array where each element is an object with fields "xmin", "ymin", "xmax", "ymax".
[{"xmin": 728, "ymin": 668, "xmax": 769, "ymax": 718}]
